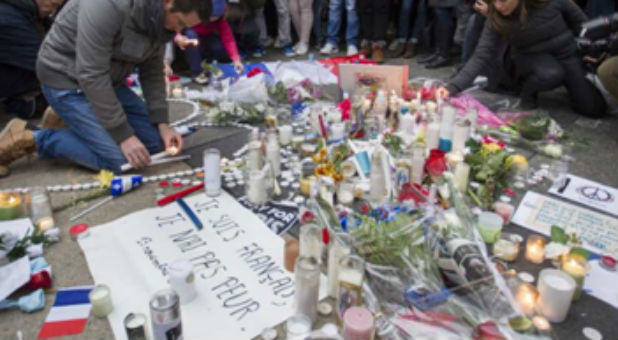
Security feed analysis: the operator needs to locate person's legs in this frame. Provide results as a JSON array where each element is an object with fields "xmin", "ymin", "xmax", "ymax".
[
  {"xmin": 516, "ymin": 53, "xmax": 565, "ymax": 108},
  {"xmin": 453, "ymin": 1, "xmax": 472, "ymax": 45},
  {"xmin": 299, "ymin": 0, "xmax": 314, "ymax": 45},
  {"xmin": 181, "ymin": 28, "xmax": 204, "ymax": 76},
  {"xmin": 312, "ymin": 0, "xmax": 323, "ymax": 45},
  {"xmin": 398, "ymin": 0, "xmax": 414, "ymax": 41},
  {"xmin": 326, "ymin": 0, "xmax": 344, "ymax": 45},
  {"xmin": 356, "ymin": 0, "xmax": 372, "ymax": 44},
  {"xmin": 344, "ymin": 0, "xmax": 359, "ymax": 47},
  {"xmin": 559, "ymin": 54, "xmax": 607, "ymax": 117},
  {"xmin": 200, "ymin": 33, "xmax": 232, "ymax": 62},
  {"xmin": 372, "ymin": 0, "xmax": 390, "ymax": 43},
  {"xmin": 425, "ymin": 7, "xmax": 454, "ymax": 68},
  {"xmin": 461, "ymin": 13, "xmax": 478, "ymax": 63},
  {"xmin": 0, "ymin": 64, "xmax": 39, "ymax": 119},
  {"xmin": 37, "ymin": 86, "xmax": 126, "ymax": 171},
  {"xmin": 255, "ymin": 7, "xmax": 269, "ymax": 47},
  {"xmin": 289, "ymin": 0, "xmax": 302, "ymax": 44},
  {"xmin": 115, "ymin": 87, "xmax": 164, "ymax": 154},
  {"xmin": 410, "ymin": 0, "xmax": 427, "ymax": 43},
  {"xmin": 273, "ymin": 0, "xmax": 293, "ymax": 45}
]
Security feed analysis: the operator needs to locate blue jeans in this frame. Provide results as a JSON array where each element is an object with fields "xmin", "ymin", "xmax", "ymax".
[
  {"xmin": 313, "ymin": 0, "xmax": 323, "ymax": 44},
  {"xmin": 326, "ymin": 0, "xmax": 359, "ymax": 46},
  {"xmin": 398, "ymin": 0, "xmax": 427, "ymax": 43},
  {"xmin": 36, "ymin": 85, "xmax": 163, "ymax": 172}
]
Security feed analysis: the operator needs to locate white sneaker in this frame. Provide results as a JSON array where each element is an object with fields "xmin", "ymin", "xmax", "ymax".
[
  {"xmin": 346, "ymin": 45, "xmax": 359, "ymax": 56},
  {"xmin": 320, "ymin": 42, "xmax": 339, "ymax": 54},
  {"xmin": 274, "ymin": 38, "xmax": 285, "ymax": 48},
  {"xmin": 264, "ymin": 36, "xmax": 275, "ymax": 47},
  {"xmin": 295, "ymin": 42, "xmax": 308, "ymax": 55}
]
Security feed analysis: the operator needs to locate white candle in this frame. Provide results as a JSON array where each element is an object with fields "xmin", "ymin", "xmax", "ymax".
[
  {"xmin": 451, "ymin": 120, "xmax": 470, "ymax": 153},
  {"xmin": 247, "ymin": 170, "xmax": 268, "ymax": 204},
  {"xmin": 425, "ymin": 121, "xmax": 440, "ymax": 150},
  {"xmin": 299, "ymin": 224, "xmax": 323, "ymax": 261},
  {"xmin": 279, "ymin": 125, "xmax": 293, "ymax": 146},
  {"xmin": 171, "ymin": 87, "xmax": 183, "ymax": 98},
  {"xmin": 399, "ymin": 114, "xmax": 415, "ymax": 136},
  {"xmin": 426, "ymin": 101, "xmax": 437, "ymax": 115},
  {"xmin": 493, "ymin": 238, "xmax": 519, "ymax": 262},
  {"xmin": 203, "ymin": 148, "xmax": 221, "ymax": 197},
  {"xmin": 168, "ymin": 260, "xmax": 197, "ymax": 304},
  {"xmin": 327, "ymin": 234, "xmax": 352, "ymax": 298},
  {"xmin": 294, "ymin": 256, "xmax": 320, "ymax": 323},
  {"xmin": 266, "ymin": 132, "xmax": 281, "ymax": 176},
  {"xmin": 36, "ymin": 216, "xmax": 55, "ymax": 232},
  {"xmin": 537, "ymin": 268, "xmax": 576, "ymax": 322},
  {"xmin": 453, "ymin": 162, "xmax": 470, "ymax": 192},
  {"xmin": 532, "ymin": 316, "xmax": 551, "ymax": 334},
  {"xmin": 90, "ymin": 284, "xmax": 114, "ymax": 318},
  {"xmin": 330, "ymin": 122, "xmax": 346, "ymax": 141},
  {"xmin": 446, "ymin": 151, "xmax": 464, "ymax": 168}
]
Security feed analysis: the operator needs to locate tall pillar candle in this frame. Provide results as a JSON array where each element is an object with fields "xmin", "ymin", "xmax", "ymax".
[
  {"xmin": 327, "ymin": 233, "xmax": 353, "ymax": 297},
  {"xmin": 453, "ymin": 162, "xmax": 470, "ymax": 192},
  {"xmin": 425, "ymin": 121, "xmax": 440, "ymax": 151},
  {"xmin": 337, "ymin": 255, "xmax": 365, "ymax": 322},
  {"xmin": 203, "ymin": 148, "xmax": 221, "ymax": 197},
  {"xmin": 537, "ymin": 268, "xmax": 576, "ymax": 322},
  {"xmin": 300, "ymin": 223, "xmax": 323, "ymax": 261},
  {"xmin": 168, "ymin": 260, "xmax": 197, "ymax": 304},
  {"xmin": 439, "ymin": 105, "xmax": 456, "ymax": 152},
  {"xmin": 294, "ymin": 256, "xmax": 320, "ymax": 323},
  {"xmin": 451, "ymin": 119, "xmax": 470, "ymax": 153},
  {"xmin": 266, "ymin": 130, "xmax": 281, "ymax": 176},
  {"xmin": 279, "ymin": 125, "xmax": 293, "ymax": 146},
  {"xmin": 411, "ymin": 142, "xmax": 426, "ymax": 185},
  {"xmin": 247, "ymin": 170, "xmax": 268, "ymax": 204}
]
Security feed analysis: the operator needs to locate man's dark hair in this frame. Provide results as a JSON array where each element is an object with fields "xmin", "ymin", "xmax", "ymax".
[{"xmin": 172, "ymin": 0, "xmax": 213, "ymax": 22}]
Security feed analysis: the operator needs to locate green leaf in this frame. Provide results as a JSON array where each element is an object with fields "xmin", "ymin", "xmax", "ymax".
[
  {"xmin": 569, "ymin": 247, "xmax": 591, "ymax": 260},
  {"xmin": 550, "ymin": 225, "xmax": 569, "ymax": 244}
]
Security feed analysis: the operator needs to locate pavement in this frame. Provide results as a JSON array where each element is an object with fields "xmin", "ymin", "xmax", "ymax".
[{"xmin": 0, "ymin": 51, "xmax": 617, "ymax": 340}]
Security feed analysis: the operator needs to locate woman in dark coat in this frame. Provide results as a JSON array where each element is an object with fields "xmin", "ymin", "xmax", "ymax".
[{"xmin": 441, "ymin": 0, "xmax": 607, "ymax": 117}]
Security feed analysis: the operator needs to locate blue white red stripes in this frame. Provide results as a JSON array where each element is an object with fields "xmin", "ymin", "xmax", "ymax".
[{"xmin": 37, "ymin": 286, "xmax": 93, "ymax": 339}]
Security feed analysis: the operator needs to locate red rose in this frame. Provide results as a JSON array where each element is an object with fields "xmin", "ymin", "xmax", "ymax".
[{"xmin": 425, "ymin": 149, "xmax": 447, "ymax": 178}]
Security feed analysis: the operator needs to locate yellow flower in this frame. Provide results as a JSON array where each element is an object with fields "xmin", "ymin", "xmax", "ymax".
[
  {"xmin": 482, "ymin": 143, "xmax": 502, "ymax": 153},
  {"xmin": 96, "ymin": 170, "xmax": 115, "ymax": 188},
  {"xmin": 507, "ymin": 154, "xmax": 528, "ymax": 171}
]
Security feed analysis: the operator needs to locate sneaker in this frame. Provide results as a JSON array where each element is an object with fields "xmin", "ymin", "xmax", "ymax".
[
  {"xmin": 283, "ymin": 45, "xmax": 295, "ymax": 57},
  {"xmin": 320, "ymin": 42, "xmax": 339, "ymax": 54},
  {"xmin": 388, "ymin": 39, "xmax": 403, "ymax": 51},
  {"xmin": 403, "ymin": 42, "xmax": 417, "ymax": 58},
  {"xmin": 295, "ymin": 42, "xmax": 308, "ymax": 55},
  {"xmin": 274, "ymin": 38, "xmax": 285, "ymax": 48},
  {"xmin": 360, "ymin": 40, "xmax": 372, "ymax": 57},
  {"xmin": 346, "ymin": 45, "xmax": 358, "ymax": 56},
  {"xmin": 251, "ymin": 46, "xmax": 265, "ymax": 58},
  {"xmin": 264, "ymin": 36, "xmax": 275, "ymax": 47},
  {"xmin": 192, "ymin": 73, "xmax": 210, "ymax": 85}
]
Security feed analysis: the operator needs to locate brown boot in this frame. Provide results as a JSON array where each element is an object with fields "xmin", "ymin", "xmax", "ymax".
[
  {"xmin": 371, "ymin": 44, "xmax": 384, "ymax": 64},
  {"xmin": 0, "ymin": 119, "xmax": 36, "ymax": 174},
  {"xmin": 403, "ymin": 42, "xmax": 417, "ymax": 59},
  {"xmin": 391, "ymin": 41, "xmax": 406, "ymax": 58},
  {"xmin": 0, "ymin": 165, "xmax": 9, "ymax": 178},
  {"xmin": 40, "ymin": 106, "xmax": 66, "ymax": 130}
]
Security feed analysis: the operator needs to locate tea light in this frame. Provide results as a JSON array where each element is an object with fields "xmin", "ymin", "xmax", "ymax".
[
  {"xmin": 171, "ymin": 87, "xmax": 183, "ymax": 98},
  {"xmin": 36, "ymin": 216, "xmax": 55, "ymax": 233},
  {"xmin": 532, "ymin": 316, "xmax": 551, "ymax": 334},
  {"xmin": 279, "ymin": 125, "xmax": 293, "ymax": 146},
  {"xmin": 0, "ymin": 193, "xmax": 22, "ymax": 220},
  {"xmin": 561, "ymin": 254, "xmax": 589, "ymax": 301},
  {"xmin": 515, "ymin": 283, "xmax": 539, "ymax": 316},
  {"xmin": 537, "ymin": 268, "xmax": 576, "ymax": 322},
  {"xmin": 90, "ymin": 284, "xmax": 114, "ymax": 317},
  {"xmin": 525, "ymin": 235, "xmax": 546, "ymax": 264},
  {"xmin": 342, "ymin": 306, "xmax": 374, "ymax": 340},
  {"xmin": 286, "ymin": 314, "xmax": 311, "ymax": 340},
  {"xmin": 446, "ymin": 151, "xmax": 464, "ymax": 168}
]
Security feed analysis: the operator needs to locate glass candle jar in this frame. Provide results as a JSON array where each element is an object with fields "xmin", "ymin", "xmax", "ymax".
[
  {"xmin": 299, "ymin": 223, "xmax": 323, "ymax": 261},
  {"xmin": 492, "ymin": 233, "xmax": 522, "ymax": 262},
  {"xmin": 525, "ymin": 235, "xmax": 546, "ymax": 264},
  {"xmin": 294, "ymin": 256, "xmax": 320, "ymax": 323},
  {"xmin": 337, "ymin": 255, "xmax": 365, "ymax": 322},
  {"xmin": 0, "ymin": 192, "xmax": 23, "ymax": 220},
  {"xmin": 560, "ymin": 254, "xmax": 589, "ymax": 301},
  {"xmin": 29, "ymin": 187, "xmax": 54, "ymax": 232},
  {"xmin": 327, "ymin": 233, "xmax": 353, "ymax": 298},
  {"xmin": 203, "ymin": 148, "xmax": 221, "ymax": 197},
  {"xmin": 337, "ymin": 179, "xmax": 355, "ymax": 206}
]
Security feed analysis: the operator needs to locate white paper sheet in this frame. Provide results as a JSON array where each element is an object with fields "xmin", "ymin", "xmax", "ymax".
[
  {"xmin": 584, "ymin": 260, "xmax": 618, "ymax": 309},
  {"xmin": 512, "ymin": 191, "xmax": 618, "ymax": 258},
  {"xmin": 0, "ymin": 218, "xmax": 34, "ymax": 240},
  {"xmin": 0, "ymin": 256, "xmax": 30, "ymax": 301},
  {"xmin": 548, "ymin": 174, "xmax": 618, "ymax": 217},
  {"xmin": 79, "ymin": 191, "xmax": 326, "ymax": 340}
]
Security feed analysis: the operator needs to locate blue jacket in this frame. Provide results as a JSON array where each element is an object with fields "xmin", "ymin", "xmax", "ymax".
[{"xmin": 0, "ymin": 0, "xmax": 45, "ymax": 71}]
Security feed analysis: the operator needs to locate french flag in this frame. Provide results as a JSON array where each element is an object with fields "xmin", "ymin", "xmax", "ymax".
[{"xmin": 37, "ymin": 286, "xmax": 94, "ymax": 339}]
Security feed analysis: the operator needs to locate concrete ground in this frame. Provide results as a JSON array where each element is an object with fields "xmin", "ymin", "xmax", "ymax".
[{"xmin": 0, "ymin": 50, "xmax": 617, "ymax": 340}]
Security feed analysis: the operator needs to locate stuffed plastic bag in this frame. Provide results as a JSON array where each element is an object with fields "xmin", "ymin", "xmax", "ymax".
[{"xmin": 227, "ymin": 73, "xmax": 270, "ymax": 103}]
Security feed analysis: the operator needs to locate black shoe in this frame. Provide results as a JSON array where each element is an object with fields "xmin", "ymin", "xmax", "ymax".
[
  {"xmin": 425, "ymin": 55, "xmax": 452, "ymax": 69},
  {"xmin": 418, "ymin": 53, "xmax": 439, "ymax": 64}
]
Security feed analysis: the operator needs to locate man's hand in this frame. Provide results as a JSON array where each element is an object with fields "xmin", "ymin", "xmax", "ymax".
[
  {"xmin": 120, "ymin": 136, "xmax": 151, "ymax": 169},
  {"xmin": 174, "ymin": 35, "xmax": 198, "ymax": 50},
  {"xmin": 474, "ymin": 0, "xmax": 488, "ymax": 16},
  {"xmin": 158, "ymin": 123, "xmax": 184, "ymax": 154}
]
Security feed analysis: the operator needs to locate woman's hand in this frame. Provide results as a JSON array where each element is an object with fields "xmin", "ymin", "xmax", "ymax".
[
  {"xmin": 436, "ymin": 86, "xmax": 450, "ymax": 99},
  {"xmin": 474, "ymin": 0, "xmax": 489, "ymax": 16}
]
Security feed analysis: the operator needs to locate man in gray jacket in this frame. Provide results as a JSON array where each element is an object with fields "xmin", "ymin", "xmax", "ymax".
[{"xmin": 0, "ymin": 0, "xmax": 211, "ymax": 176}]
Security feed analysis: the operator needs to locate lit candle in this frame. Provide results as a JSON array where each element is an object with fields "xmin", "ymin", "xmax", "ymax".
[
  {"xmin": 0, "ymin": 193, "xmax": 22, "ymax": 220},
  {"xmin": 90, "ymin": 284, "xmax": 114, "ymax": 318},
  {"xmin": 30, "ymin": 187, "xmax": 54, "ymax": 233},
  {"xmin": 36, "ymin": 216, "xmax": 55, "ymax": 233},
  {"xmin": 560, "ymin": 254, "xmax": 589, "ymax": 301},
  {"xmin": 532, "ymin": 316, "xmax": 552, "ymax": 334},
  {"xmin": 286, "ymin": 314, "xmax": 312, "ymax": 340},
  {"xmin": 166, "ymin": 145, "xmax": 179, "ymax": 156},
  {"xmin": 525, "ymin": 235, "xmax": 546, "ymax": 264},
  {"xmin": 537, "ymin": 268, "xmax": 576, "ymax": 322},
  {"xmin": 453, "ymin": 162, "xmax": 470, "ymax": 192},
  {"xmin": 425, "ymin": 121, "xmax": 440, "ymax": 151},
  {"xmin": 515, "ymin": 283, "xmax": 538, "ymax": 316},
  {"xmin": 279, "ymin": 125, "xmax": 293, "ymax": 146},
  {"xmin": 342, "ymin": 306, "xmax": 374, "ymax": 340},
  {"xmin": 299, "ymin": 224, "xmax": 322, "ymax": 261},
  {"xmin": 168, "ymin": 260, "xmax": 197, "ymax": 304},
  {"xmin": 171, "ymin": 87, "xmax": 183, "ymax": 98}
]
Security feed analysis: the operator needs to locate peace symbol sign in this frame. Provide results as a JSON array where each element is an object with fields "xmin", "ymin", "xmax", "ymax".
[{"xmin": 577, "ymin": 185, "xmax": 614, "ymax": 203}]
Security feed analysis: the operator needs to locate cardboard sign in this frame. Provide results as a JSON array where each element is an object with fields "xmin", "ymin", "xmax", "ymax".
[{"xmin": 79, "ymin": 192, "xmax": 325, "ymax": 340}]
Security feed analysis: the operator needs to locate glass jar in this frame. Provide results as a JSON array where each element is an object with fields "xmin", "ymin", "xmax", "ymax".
[
  {"xmin": 336, "ymin": 255, "xmax": 365, "ymax": 322},
  {"xmin": 30, "ymin": 187, "xmax": 54, "ymax": 232},
  {"xmin": 294, "ymin": 256, "xmax": 320, "ymax": 323},
  {"xmin": 203, "ymin": 148, "xmax": 221, "ymax": 197},
  {"xmin": 299, "ymin": 223, "xmax": 323, "ymax": 261}
]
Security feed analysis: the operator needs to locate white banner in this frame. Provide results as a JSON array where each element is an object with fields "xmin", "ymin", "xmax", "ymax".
[{"xmin": 79, "ymin": 192, "xmax": 319, "ymax": 340}]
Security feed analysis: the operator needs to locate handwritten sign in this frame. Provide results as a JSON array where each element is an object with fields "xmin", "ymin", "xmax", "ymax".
[
  {"xmin": 548, "ymin": 174, "xmax": 618, "ymax": 217},
  {"xmin": 79, "ymin": 192, "xmax": 324, "ymax": 340},
  {"xmin": 512, "ymin": 191, "xmax": 618, "ymax": 257}
]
